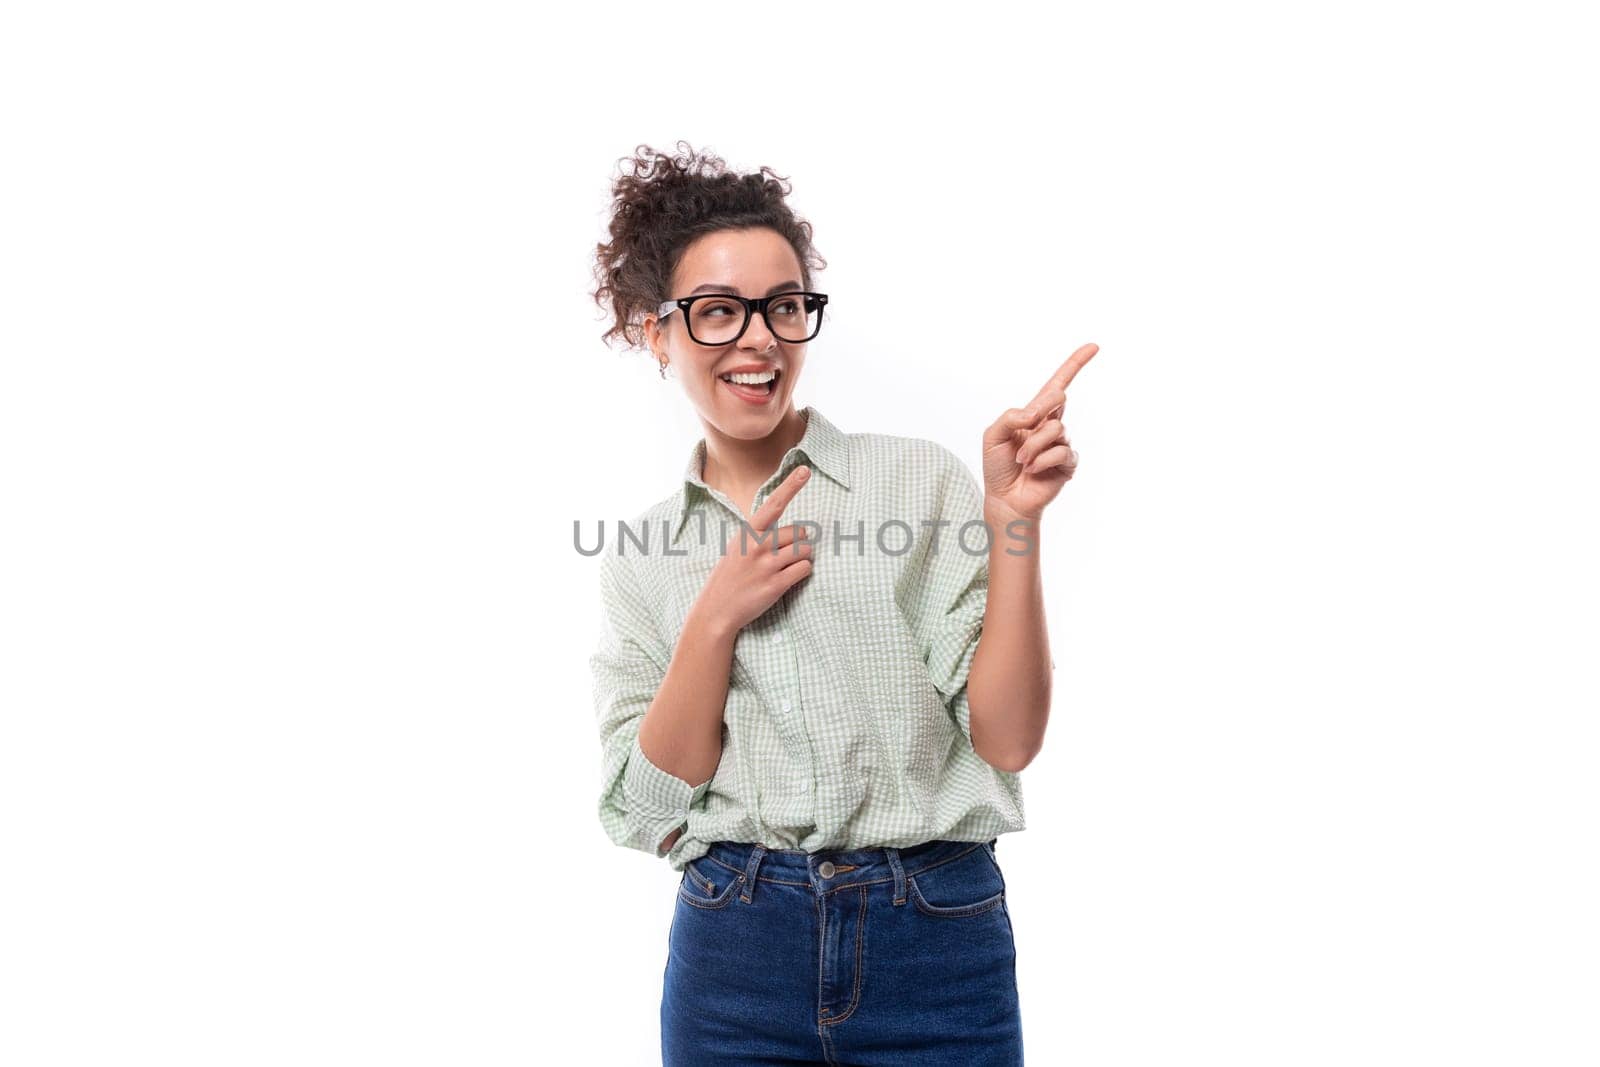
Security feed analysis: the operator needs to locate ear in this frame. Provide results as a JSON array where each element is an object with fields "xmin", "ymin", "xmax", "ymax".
[{"xmin": 642, "ymin": 312, "xmax": 664, "ymax": 359}]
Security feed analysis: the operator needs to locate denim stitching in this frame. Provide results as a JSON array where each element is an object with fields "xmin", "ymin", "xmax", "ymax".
[
  {"xmin": 886, "ymin": 846, "xmax": 907, "ymax": 906},
  {"xmin": 676, "ymin": 871, "xmax": 743, "ymax": 909},
  {"xmin": 820, "ymin": 883, "xmax": 867, "ymax": 1026},
  {"xmin": 905, "ymin": 850, "xmax": 1006, "ymax": 918},
  {"xmin": 814, "ymin": 892, "xmax": 830, "ymax": 1046},
  {"xmin": 684, "ymin": 862, "xmax": 716, "ymax": 895},
  {"xmin": 906, "ymin": 874, "xmax": 1005, "ymax": 918},
  {"xmin": 739, "ymin": 844, "xmax": 766, "ymax": 904}
]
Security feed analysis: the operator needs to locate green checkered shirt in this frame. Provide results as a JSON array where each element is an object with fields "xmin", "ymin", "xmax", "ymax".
[{"xmin": 590, "ymin": 404, "xmax": 1025, "ymax": 871}]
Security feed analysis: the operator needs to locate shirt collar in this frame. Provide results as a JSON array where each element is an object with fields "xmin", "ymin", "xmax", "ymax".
[{"xmin": 672, "ymin": 404, "xmax": 851, "ymax": 545}]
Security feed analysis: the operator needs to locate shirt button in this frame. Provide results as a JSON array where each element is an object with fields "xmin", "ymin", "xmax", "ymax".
[
  {"xmin": 774, "ymin": 631, "xmax": 785, "ymax": 643},
  {"xmin": 818, "ymin": 861, "xmax": 836, "ymax": 878},
  {"xmin": 780, "ymin": 700, "xmax": 792, "ymax": 712}
]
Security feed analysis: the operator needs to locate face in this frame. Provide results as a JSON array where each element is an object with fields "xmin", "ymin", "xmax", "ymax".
[{"xmin": 644, "ymin": 226, "xmax": 810, "ymax": 439}]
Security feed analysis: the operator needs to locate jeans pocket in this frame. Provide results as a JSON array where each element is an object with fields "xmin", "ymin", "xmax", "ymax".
[
  {"xmin": 677, "ymin": 856, "xmax": 743, "ymax": 910},
  {"xmin": 906, "ymin": 843, "xmax": 1007, "ymax": 918}
]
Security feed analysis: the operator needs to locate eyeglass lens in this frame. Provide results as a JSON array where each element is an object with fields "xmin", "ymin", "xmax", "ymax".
[{"xmin": 687, "ymin": 293, "xmax": 822, "ymax": 345}]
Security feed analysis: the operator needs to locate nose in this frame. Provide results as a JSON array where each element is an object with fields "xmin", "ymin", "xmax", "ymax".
[{"xmin": 739, "ymin": 309, "xmax": 779, "ymax": 351}]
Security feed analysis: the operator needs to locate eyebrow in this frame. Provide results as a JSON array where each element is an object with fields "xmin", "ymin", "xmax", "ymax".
[{"xmin": 687, "ymin": 280, "xmax": 803, "ymax": 297}]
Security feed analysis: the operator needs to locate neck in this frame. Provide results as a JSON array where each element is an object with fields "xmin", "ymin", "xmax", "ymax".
[{"xmin": 700, "ymin": 405, "xmax": 809, "ymax": 505}]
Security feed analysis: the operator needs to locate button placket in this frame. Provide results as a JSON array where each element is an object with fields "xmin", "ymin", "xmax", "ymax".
[{"xmin": 775, "ymin": 600, "xmax": 799, "ymax": 716}]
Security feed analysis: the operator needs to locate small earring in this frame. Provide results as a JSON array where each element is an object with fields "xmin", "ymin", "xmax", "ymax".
[{"xmin": 658, "ymin": 360, "xmax": 669, "ymax": 379}]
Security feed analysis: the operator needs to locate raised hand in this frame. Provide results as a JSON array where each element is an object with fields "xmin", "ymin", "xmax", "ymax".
[
  {"xmin": 981, "ymin": 343, "xmax": 1099, "ymax": 522},
  {"xmin": 693, "ymin": 464, "xmax": 817, "ymax": 636}
]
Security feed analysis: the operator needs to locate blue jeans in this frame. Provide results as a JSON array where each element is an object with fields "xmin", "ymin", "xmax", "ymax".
[{"xmin": 662, "ymin": 837, "xmax": 1023, "ymax": 1065}]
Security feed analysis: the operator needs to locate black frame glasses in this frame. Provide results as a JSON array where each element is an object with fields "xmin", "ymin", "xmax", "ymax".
[{"xmin": 656, "ymin": 290, "xmax": 829, "ymax": 346}]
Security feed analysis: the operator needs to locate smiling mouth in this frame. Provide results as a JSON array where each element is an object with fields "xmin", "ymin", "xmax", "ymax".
[{"xmin": 719, "ymin": 367, "xmax": 780, "ymax": 398}]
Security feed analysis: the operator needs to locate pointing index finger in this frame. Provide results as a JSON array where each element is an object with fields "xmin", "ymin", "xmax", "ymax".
[
  {"xmin": 750, "ymin": 463, "xmax": 812, "ymax": 533},
  {"xmin": 1029, "ymin": 343, "xmax": 1099, "ymax": 414}
]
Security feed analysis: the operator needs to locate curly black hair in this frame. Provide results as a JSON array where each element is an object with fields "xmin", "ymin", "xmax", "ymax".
[{"xmin": 591, "ymin": 140, "xmax": 827, "ymax": 351}]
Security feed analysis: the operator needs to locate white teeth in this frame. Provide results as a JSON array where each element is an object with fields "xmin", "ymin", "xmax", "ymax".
[{"xmin": 721, "ymin": 370, "xmax": 777, "ymax": 384}]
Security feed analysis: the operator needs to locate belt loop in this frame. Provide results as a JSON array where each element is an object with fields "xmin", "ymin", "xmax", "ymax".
[
  {"xmin": 738, "ymin": 844, "xmax": 767, "ymax": 904},
  {"xmin": 885, "ymin": 846, "xmax": 907, "ymax": 906}
]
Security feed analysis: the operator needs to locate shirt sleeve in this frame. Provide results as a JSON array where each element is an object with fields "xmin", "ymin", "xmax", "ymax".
[
  {"xmin": 918, "ymin": 446, "xmax": 992, "ymax": 749},
  {"xmin": 590, "ymin": 546, "xmax": 711, "ymax": 858}
]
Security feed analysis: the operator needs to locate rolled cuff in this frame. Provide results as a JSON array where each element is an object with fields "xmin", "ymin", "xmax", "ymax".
[
  {"xmin": 621, "ymin": 734, "xmax": 712, "ymax": 857},
  {"xmin": 928, "ymin": 610, "xmax": 985, "ymax": 744}
]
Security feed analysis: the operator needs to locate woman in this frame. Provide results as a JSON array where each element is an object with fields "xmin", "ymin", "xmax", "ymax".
[{"xmin": 588, "ymin": 141, "xmax": 1096, "ymax": 1066}]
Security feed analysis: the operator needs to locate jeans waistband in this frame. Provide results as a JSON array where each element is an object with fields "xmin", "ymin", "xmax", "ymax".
[{"xmin": 697, "ymin": 837, "xmax": 998, "ymax": 903}]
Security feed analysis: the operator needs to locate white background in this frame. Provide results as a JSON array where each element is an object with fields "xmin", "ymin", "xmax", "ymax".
[{"xmin": 3, "ymin": 2, "xmax": 1596, "ymax": 1064}]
